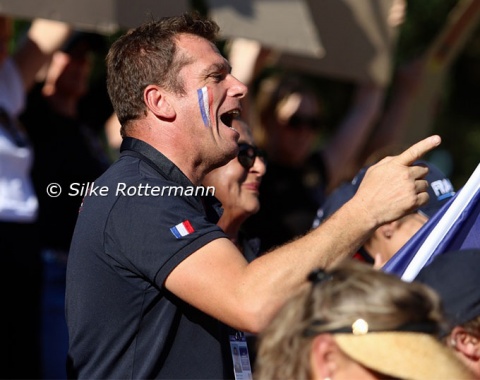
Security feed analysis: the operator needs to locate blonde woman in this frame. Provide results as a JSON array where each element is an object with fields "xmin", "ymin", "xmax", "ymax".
[{"xmin": 255, "ymin": 260, "xmax": 473, "ymax": 380}]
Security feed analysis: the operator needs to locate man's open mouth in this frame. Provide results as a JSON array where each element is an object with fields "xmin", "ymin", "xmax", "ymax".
[{"xmin": 220, "ymin": 109, "xmax": 240, "ymax": 128}]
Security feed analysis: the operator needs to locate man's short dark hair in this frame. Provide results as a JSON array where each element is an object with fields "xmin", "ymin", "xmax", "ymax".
[{"xmin": 106, "ymin": 12, "xmax": 220, "ymax": 136}]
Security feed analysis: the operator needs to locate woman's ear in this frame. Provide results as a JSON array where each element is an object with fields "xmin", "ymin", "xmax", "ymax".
[
  {"xmin": 310, "ymin": 334, "xmax": 338, "ymax": 380},
  {"xmin": 144, "ymin": 85, "xmax": 176, "ymax": 120}
]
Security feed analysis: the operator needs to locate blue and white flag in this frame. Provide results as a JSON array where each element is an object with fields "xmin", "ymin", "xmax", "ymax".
[{"xmin": 383, "ymin": 164, "xmax": 480, "ymax": 281}]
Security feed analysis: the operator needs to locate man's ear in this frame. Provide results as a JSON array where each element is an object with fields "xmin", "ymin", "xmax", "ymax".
[
  {"xmin": 450, "ymin": 326, "xmax": 480, "ymax": 360},
  {"xmin": 144, "ymin": 85, "xmax": 176, "ymax": 120},
  {"xmin": 310, "ymin": 334, "xmax": 338, "ymax": 379}
]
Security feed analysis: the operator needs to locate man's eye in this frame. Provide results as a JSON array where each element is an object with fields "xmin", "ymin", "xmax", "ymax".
[{"xmin": 210, "ymin": 73, "xmax": 224, "ymax": 82}]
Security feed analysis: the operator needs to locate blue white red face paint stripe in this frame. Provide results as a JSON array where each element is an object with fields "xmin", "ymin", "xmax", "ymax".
[
  {"xmin": 197, "ymin": 86, "xmax": 214, "ymax": 127},
  {"xmin": 170, "ymin": 220, "xmax": 195, "ymax": 239}
]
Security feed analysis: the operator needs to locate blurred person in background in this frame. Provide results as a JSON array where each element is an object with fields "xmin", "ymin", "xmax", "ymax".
[
  {"xmin": 19, "ymin": 30, "xmax": 110, "ymax": 379},
  {"xmin": 0, "ymin": 15, "xmax": 71, "ymax": 378},
  {"xmin": 254, "ymin": 259, "xmax": 473, "ymax": 380},
  {"xmin": 238, "ymin": 58, "xmax": 428, "ymax": 254},
  {"xmin": 226, "ymin": 0, "xmax": 427, "ymax": 254},
  {"xmin": 242, "ymin": 73, "xmax": 385, "ymax": 252}
]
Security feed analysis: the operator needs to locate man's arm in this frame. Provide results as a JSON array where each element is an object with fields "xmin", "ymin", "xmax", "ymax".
[{"xmin": 165, "ymin": 135, "xmax": 441, "ymax": 333}]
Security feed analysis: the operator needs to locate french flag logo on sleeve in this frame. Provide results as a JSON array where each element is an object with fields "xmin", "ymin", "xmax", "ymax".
[{"xmin": 170, "ymin": 220, "xmax": 195, "ymax": 239}]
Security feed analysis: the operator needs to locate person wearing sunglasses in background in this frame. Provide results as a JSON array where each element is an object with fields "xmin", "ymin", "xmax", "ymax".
[
  {"xmin": 228, "ymin": 1, "xmax": 413, "ymax": 254},
  {"xmin": 254, "ymin": 259, "xmax": 474, "ymax": 380},
  {"xmin": 203, "ymin": 117, "xmax": 266, "ymax": 262},
  {"xmin": 242, "ymin": 73, "xmax": 386, "ymax": 253}
]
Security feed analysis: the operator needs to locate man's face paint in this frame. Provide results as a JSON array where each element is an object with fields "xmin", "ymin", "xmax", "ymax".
[{"xmin": 197, "ymin": 86, "xmax": 214, "ymax": 128}]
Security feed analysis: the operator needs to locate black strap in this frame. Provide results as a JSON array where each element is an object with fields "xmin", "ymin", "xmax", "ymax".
[{"xmin": 120, "ymin": 137, "xmax": 180, "ymax": 183}]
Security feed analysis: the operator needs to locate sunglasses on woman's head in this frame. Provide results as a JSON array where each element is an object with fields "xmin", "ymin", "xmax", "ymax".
[{"xmin": 237, "ymin": 143, "xmax": 266, "ymax": 170}]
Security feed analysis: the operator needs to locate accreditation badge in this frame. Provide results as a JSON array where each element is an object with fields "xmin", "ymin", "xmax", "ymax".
[{"xmin": 229, "ymin": 333, "xmax": 252, "ymax": 380}]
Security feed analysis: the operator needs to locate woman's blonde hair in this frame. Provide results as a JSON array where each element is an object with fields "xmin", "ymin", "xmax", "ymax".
[{"xmin": 254, "ymin": 260, "xmax": 444, "ymax": 380}]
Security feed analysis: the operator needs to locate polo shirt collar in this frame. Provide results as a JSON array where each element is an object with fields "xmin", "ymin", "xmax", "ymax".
[{"xmin": 120, "ymin": 137, "xmax": 194, "ymax": 188}]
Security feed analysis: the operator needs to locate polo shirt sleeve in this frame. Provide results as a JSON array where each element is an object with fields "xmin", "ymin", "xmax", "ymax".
[{"xmin": 105, "ymin": 187, "xmax": 227, "ymax": 288}]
